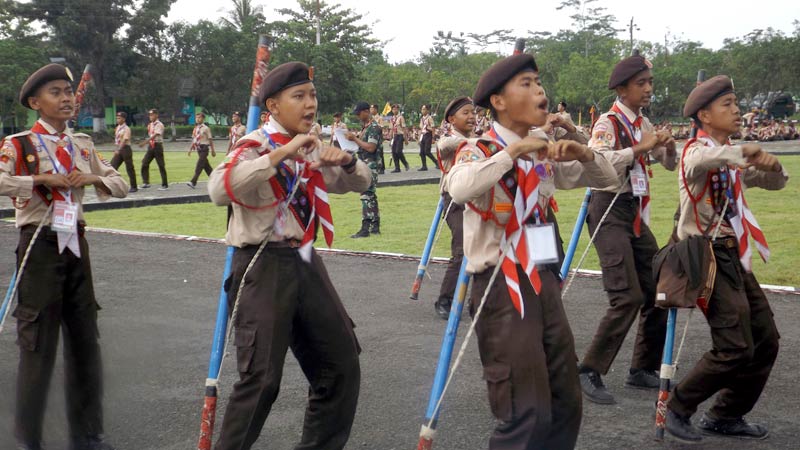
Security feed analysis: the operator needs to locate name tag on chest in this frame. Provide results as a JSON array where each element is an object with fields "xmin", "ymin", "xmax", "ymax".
[
  {"xmin": 51, "ymin": 200, "xmax": 78, "ymax": 233},
  {"xmin": 524, "ymin": 223, "xmax": 559, "ymax": 265},
  {"xmin": 630, "ymin": 164, "xmax": 649, "ymax": 197}
]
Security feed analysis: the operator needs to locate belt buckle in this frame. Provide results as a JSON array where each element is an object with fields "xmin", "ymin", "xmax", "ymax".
[{"xmin": 287, "ymin": 239, "xmax": 301, "ymax": 248}]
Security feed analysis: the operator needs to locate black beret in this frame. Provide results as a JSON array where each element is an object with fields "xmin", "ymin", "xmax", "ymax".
[
  {"xmin": 683, "ymin": 75, "xmax": 734, "ymax": 118},
  {"xmin": 258, "ymin": 61, "xmax": 313, "ymax": 105},
  {"xmin": 352, "ymin": 101, "xmax": 370, "ymax": 115},
  {"xmin": 473, "ymin": 54, "xmax": 538, "ymax": 108},
  {"xmin": 19, "ymin": 64, "xmax": 74, "ymax": 109},
  {"xmin": 608, "ymin": 55, "xmax": 652, "ymax": 89},
  {"xmin": 444, "ymin": 96, "xmax": 473, "ymax": 119}
]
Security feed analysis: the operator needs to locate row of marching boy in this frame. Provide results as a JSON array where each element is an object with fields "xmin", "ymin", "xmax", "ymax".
[{"xmin": 0, "ymin": 49, "xmax": 788, "ymax": 450}]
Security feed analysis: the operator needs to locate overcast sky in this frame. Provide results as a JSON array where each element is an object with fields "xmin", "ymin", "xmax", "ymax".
[{"xmin": 167, "ymin": 0, "xmax": 799, "ymax": 63}]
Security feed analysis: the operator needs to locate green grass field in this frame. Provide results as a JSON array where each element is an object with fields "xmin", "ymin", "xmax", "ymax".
[{"xmin": 85, "ymin": 154, "xmax": 800, "ymax": 286}]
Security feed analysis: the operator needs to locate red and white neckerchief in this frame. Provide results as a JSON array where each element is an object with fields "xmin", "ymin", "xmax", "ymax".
[
  {"xmin": 611, "ymin": 103, "xmax": 650, "ymax": 237},
  {"xmin": 223, "ymin": 122, "xmax": 334, "ymax": 263},
  {"xmin": 192, "ymin": 124, "xmax": 203, "ymax": 148},
  {"xmin": 114, "ymin": 124, "xmax": 127, "ymax": 146},
  {"xmin": 688, "ymin": 130, "xmax": 769, "ymax": 271},
  {"xmin": 485, "ymin": 127, "xmax": 542, "ymax": 318},
  {"xmin": 31, "ymin": 122, "xmax": 81, "ymax": 257},
  {"xmin": 229, "ymin": 124, "xmax": 243, "ymax": 146},
  {"xmin": 420, "ymin": 115, "xmax": 431, "ymax": 135},
  {"xmin": 147, "ymin": 121, "xmax": 159, "ymax": 148}
]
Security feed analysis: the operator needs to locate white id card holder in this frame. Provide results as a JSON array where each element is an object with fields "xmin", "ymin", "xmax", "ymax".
[
  {"xmin": 51, "ymin": 200, "xmax": 78, "ymax": 233},
  {"xmin": 630, "ymin": 164, "xmax": 649, "ymax": 197},
  {"xmin": 524, "ymin": 223, "xmax": 560, "ymax": 265}
]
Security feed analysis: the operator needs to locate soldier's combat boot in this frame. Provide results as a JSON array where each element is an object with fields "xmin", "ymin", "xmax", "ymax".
[{"xmin": 351, "ymin": 220, "xmax": 370, "ymax": 238}]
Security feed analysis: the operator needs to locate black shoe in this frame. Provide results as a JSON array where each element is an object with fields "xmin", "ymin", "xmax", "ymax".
[
  {"xmin": 350, "ymin": 229, "xmax": 370, "ymax": 238},
  {"xmin": 434, "ymin": 299, "xmax": 451, "ymax": 320},
  {"xmin": 70, "ymin": 435, "xmax": 116, "ymax": 450},
  {"xmin": 140, "ymin": 183, "xmax": 151, "ymax": 188},
  {"xmin": 579, "ymin": 369, "xmax": 615, "ymax": 404},
  {"xmin": 390, "ymin": 169, "xmax": 401, "ymax": 173},
  {"xmin": 370, "ymin": 229, "xmax": 381, "ymax": 235},
  {"xmin": 666, "ymin": 409, "xmax": 702, "ymax": 443},
  {"xmin": 404, "ymin": 164, "xmax": 410, "ymax": 171},
  {"xmin": 417, "ymin": 167, "xmax": 428, "ymax": 171},
  {"xmin": 378, "ymin": 170, "xmax": 385, "ymax": 174},
  {"xmin": 128, "ymin": 187, "xmax": 138, "ymax": 193},
  {"xmin": 697, "ymin": 413, "xmax": 768, "ymax": 440},
  {"xmin": 625, "ymin": 368, "xmax": 660, "ymax": 389}
]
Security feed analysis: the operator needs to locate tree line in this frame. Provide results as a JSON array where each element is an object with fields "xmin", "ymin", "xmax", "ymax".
[{"xmin": 0, "ymin": 0, "xmax": 798, "ymax": 133}]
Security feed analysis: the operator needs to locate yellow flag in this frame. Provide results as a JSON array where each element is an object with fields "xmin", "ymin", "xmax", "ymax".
[{"xmin": 382, "ymin": 102, "xmax": 391, "ymax": 116}]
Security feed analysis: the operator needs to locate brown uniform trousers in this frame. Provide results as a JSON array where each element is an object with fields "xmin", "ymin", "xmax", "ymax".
[
  {"xmin": 471, "ymin": 265, "xmax": 582, "ymax": 450},
  {"xmin": 668, "ymin": 238, "xmax": 779, "ymax": 419},
  {"xmin": 436, "ymin": 192, "xmax": 464, "ymax": 305},
  {"xmin": 582, "ymin": 191, "xmax": 666, "ymax": 374},
  {"xmin": 191, "ymin": 145, "xmax": 213, "ymax": 185},
  {"xmin": 214, "ymin": 244, "xmax": 361, "ymax": 450},
  {"xmin": 14, "ymin": 225, "xmax": 104, "ymax": 446},
  {"xmin": 110, "ymin": 144, "xmax": 137, "ymax": 189},
  {"xmin": 141, "ymin": 142, "xmax": 168, "ymax": 187}
]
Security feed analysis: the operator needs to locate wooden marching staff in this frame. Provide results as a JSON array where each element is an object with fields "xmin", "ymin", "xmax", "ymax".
[
  {"xmin": 197, "ymin": 34, "xmax": 272, "ymax": 450},
  {"xmin": 72, "ymin": 64, "xmax": 93, "ymax": 123}
]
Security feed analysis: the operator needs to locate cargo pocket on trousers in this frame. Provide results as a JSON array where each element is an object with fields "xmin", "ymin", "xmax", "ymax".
[
  {"xmin": 234, "ymin": 327, "xmax": 256, "ymax": 374},
  {"xmin": 707, "ymin": 312, "xmax": 747, "ymax": 351},
  {"xmin": 12, "ymin": 305, "xmax": 40, "ymax": 352},
  {"xmin": 600, "ymin": 253, "xmax": 629, "ymax": 291},
  {"xmin": 484, "ymin": 363, "xmax": 513, "ymax": 422}
]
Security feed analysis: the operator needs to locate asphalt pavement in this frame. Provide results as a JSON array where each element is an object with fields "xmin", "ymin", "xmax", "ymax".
[{"xmin": 0, "ymin": 224, "xmax": 798, "ymax": 449}]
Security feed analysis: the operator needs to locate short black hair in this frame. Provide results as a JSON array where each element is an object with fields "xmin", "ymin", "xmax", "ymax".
[
  {"xmin": 116, "ymin": 111, "xmax": 127, "ymax": 119},
  {"xmin": 559, "ymin": 101, "xmax": 567, "ymax": 108},
  {"xmin": 333, "ymin": 112, "xmax": 342, "ymax": 118}
]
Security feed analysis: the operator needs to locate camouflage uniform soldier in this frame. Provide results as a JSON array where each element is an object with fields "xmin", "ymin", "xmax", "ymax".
[{"xmin": 347, "ymin": 101, "xmax": 381, "ymax": 237}]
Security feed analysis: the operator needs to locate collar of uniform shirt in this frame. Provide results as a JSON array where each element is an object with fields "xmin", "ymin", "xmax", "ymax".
[
  {"xmin": 491, "ymin": 121, "xmax": 523, "ymax": 145},
  {"xmin": 36, "ymin": 118, "xmax": 74, "ymax": 138},
  {"xmin": 265, "ymin": 116, "xmax": 294, "ymax": 137},
  {"xmin": 613, "ymin": 99, "xmax": 642, "ymax": 122}
]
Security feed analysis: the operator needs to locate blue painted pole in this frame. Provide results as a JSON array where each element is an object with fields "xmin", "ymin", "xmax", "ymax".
[
  {"xmin": 560, "ymin": 188, "xmax": 591, "ymax": 281},
  {"xmin": 410, "ymin": 197, "xmax": 445, "ymax": 300},
  {"xmin": 199, "ymin": 34, "xmax": 272, "ymax": 450},
  {"xmin": 0, "ymin": 269, "xmax": 17, "ymax": 333},
  {"xmin": 417, "ymin": 257, "xmax": 470, "ymax": 448},
  {"xmin": 655, "ymin": 307, "xmax": 678, "ymax": 440}
]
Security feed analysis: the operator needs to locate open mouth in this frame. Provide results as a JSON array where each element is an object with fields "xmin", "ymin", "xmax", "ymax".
[{"xmin": 537, "ymin": 98, "xmax": 549, "ymax": 112}]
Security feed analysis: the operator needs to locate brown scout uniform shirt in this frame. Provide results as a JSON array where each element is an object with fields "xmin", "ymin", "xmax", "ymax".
[
  {"xmin": 678, "ymin": 136, "xmax": 788, "ymax": 240},
  {"xmin": 148, "ymin": 120, "xmax": 164, "ymax": 143},
  {"xmin": 447, "ymin": 122, "xmax": 618, "ymax": 274},
  {"xmin": 208, "ymin": 119, "xmax": 372, "ymax": 247},
  {"xmin": 0, "ymin": 119, "xmax": 129, "ymax": 227},
  {"xmin": 115, "ymin": 123, "xmax": 131, "ymax": 148},
  {"xmin": 194, "ymin": 123, "xmax": 213, "ymax": 145},
  {"xmin": 589, "ymin": 100, "xmax": 677, "ymax": 193},
  {"xmin": 436, "ymin": 128, "xmax": 468, "ymax": 194},
  {"xmin": 229, "ymin": 123, "xmax": 246, "ymax": 148}
]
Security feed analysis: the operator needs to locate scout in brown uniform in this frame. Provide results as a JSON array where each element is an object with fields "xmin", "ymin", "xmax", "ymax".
[
  {"xmin": 389, "ymin": 103, "xmax": 410, "ymax": 171},
  {"xmin": 418, "ymin": 104, "xmax": 439, "ymax": 171},
  {"xmin": 329, "ymin": 112, "xmax": 347, "ymax": 148},
  {"xmin": 432, "ymin": 96, "xmax": 474, "ymax": 319},
  {"xmin": 0, "ymin": 64, "xmax": 128, "ymax": 450},
  {"xmin": 207, "ymin": 62, "xmax": 371, "ymax": 450},
  {"xmin": 110, "ymin": 111, "xmax": 138, "ymax": 192},
  {"xmin": 578, "ymin": 55, "xmax": 677, "ymax": 404},
  {"xmin": 140, "ymin": 108, "xmax": 168, "ymax": 190},
  {"xmin": 664, "ymin": 76, "xmax": 788, "ymax": 443},
  {"xmin": 187, "ymin": 112, "xmax": 216, "ymax": 188},
  {"xmin": 447, "ymin": 54, "xmax": 618, "ymax": 450},
  {"xmin": 226, "ymin": 111, "xmax": 246, "ymax": 154}
]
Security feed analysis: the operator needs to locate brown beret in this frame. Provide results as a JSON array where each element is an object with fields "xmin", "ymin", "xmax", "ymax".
[
  {"xmin": 258, "ymin": 61, "xmax": 313, "ymax": 105},
  {"xmin": 608, "ymin": 55, "xmax": 652, "ymax": 89},
  {"xmin": 683, "ymin": 75, "xmax": 734, "ymax": 118},
  {"xmin": 444, "ymin": 96, "xmax": 473, "ymax": 119},
  {"xmin": 19, "ymin": 64, "xmax": 74, "ymax": 109},
  {"xmin": 473, "ymin": 54, "xmax": 538, "ymax": 108}
]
